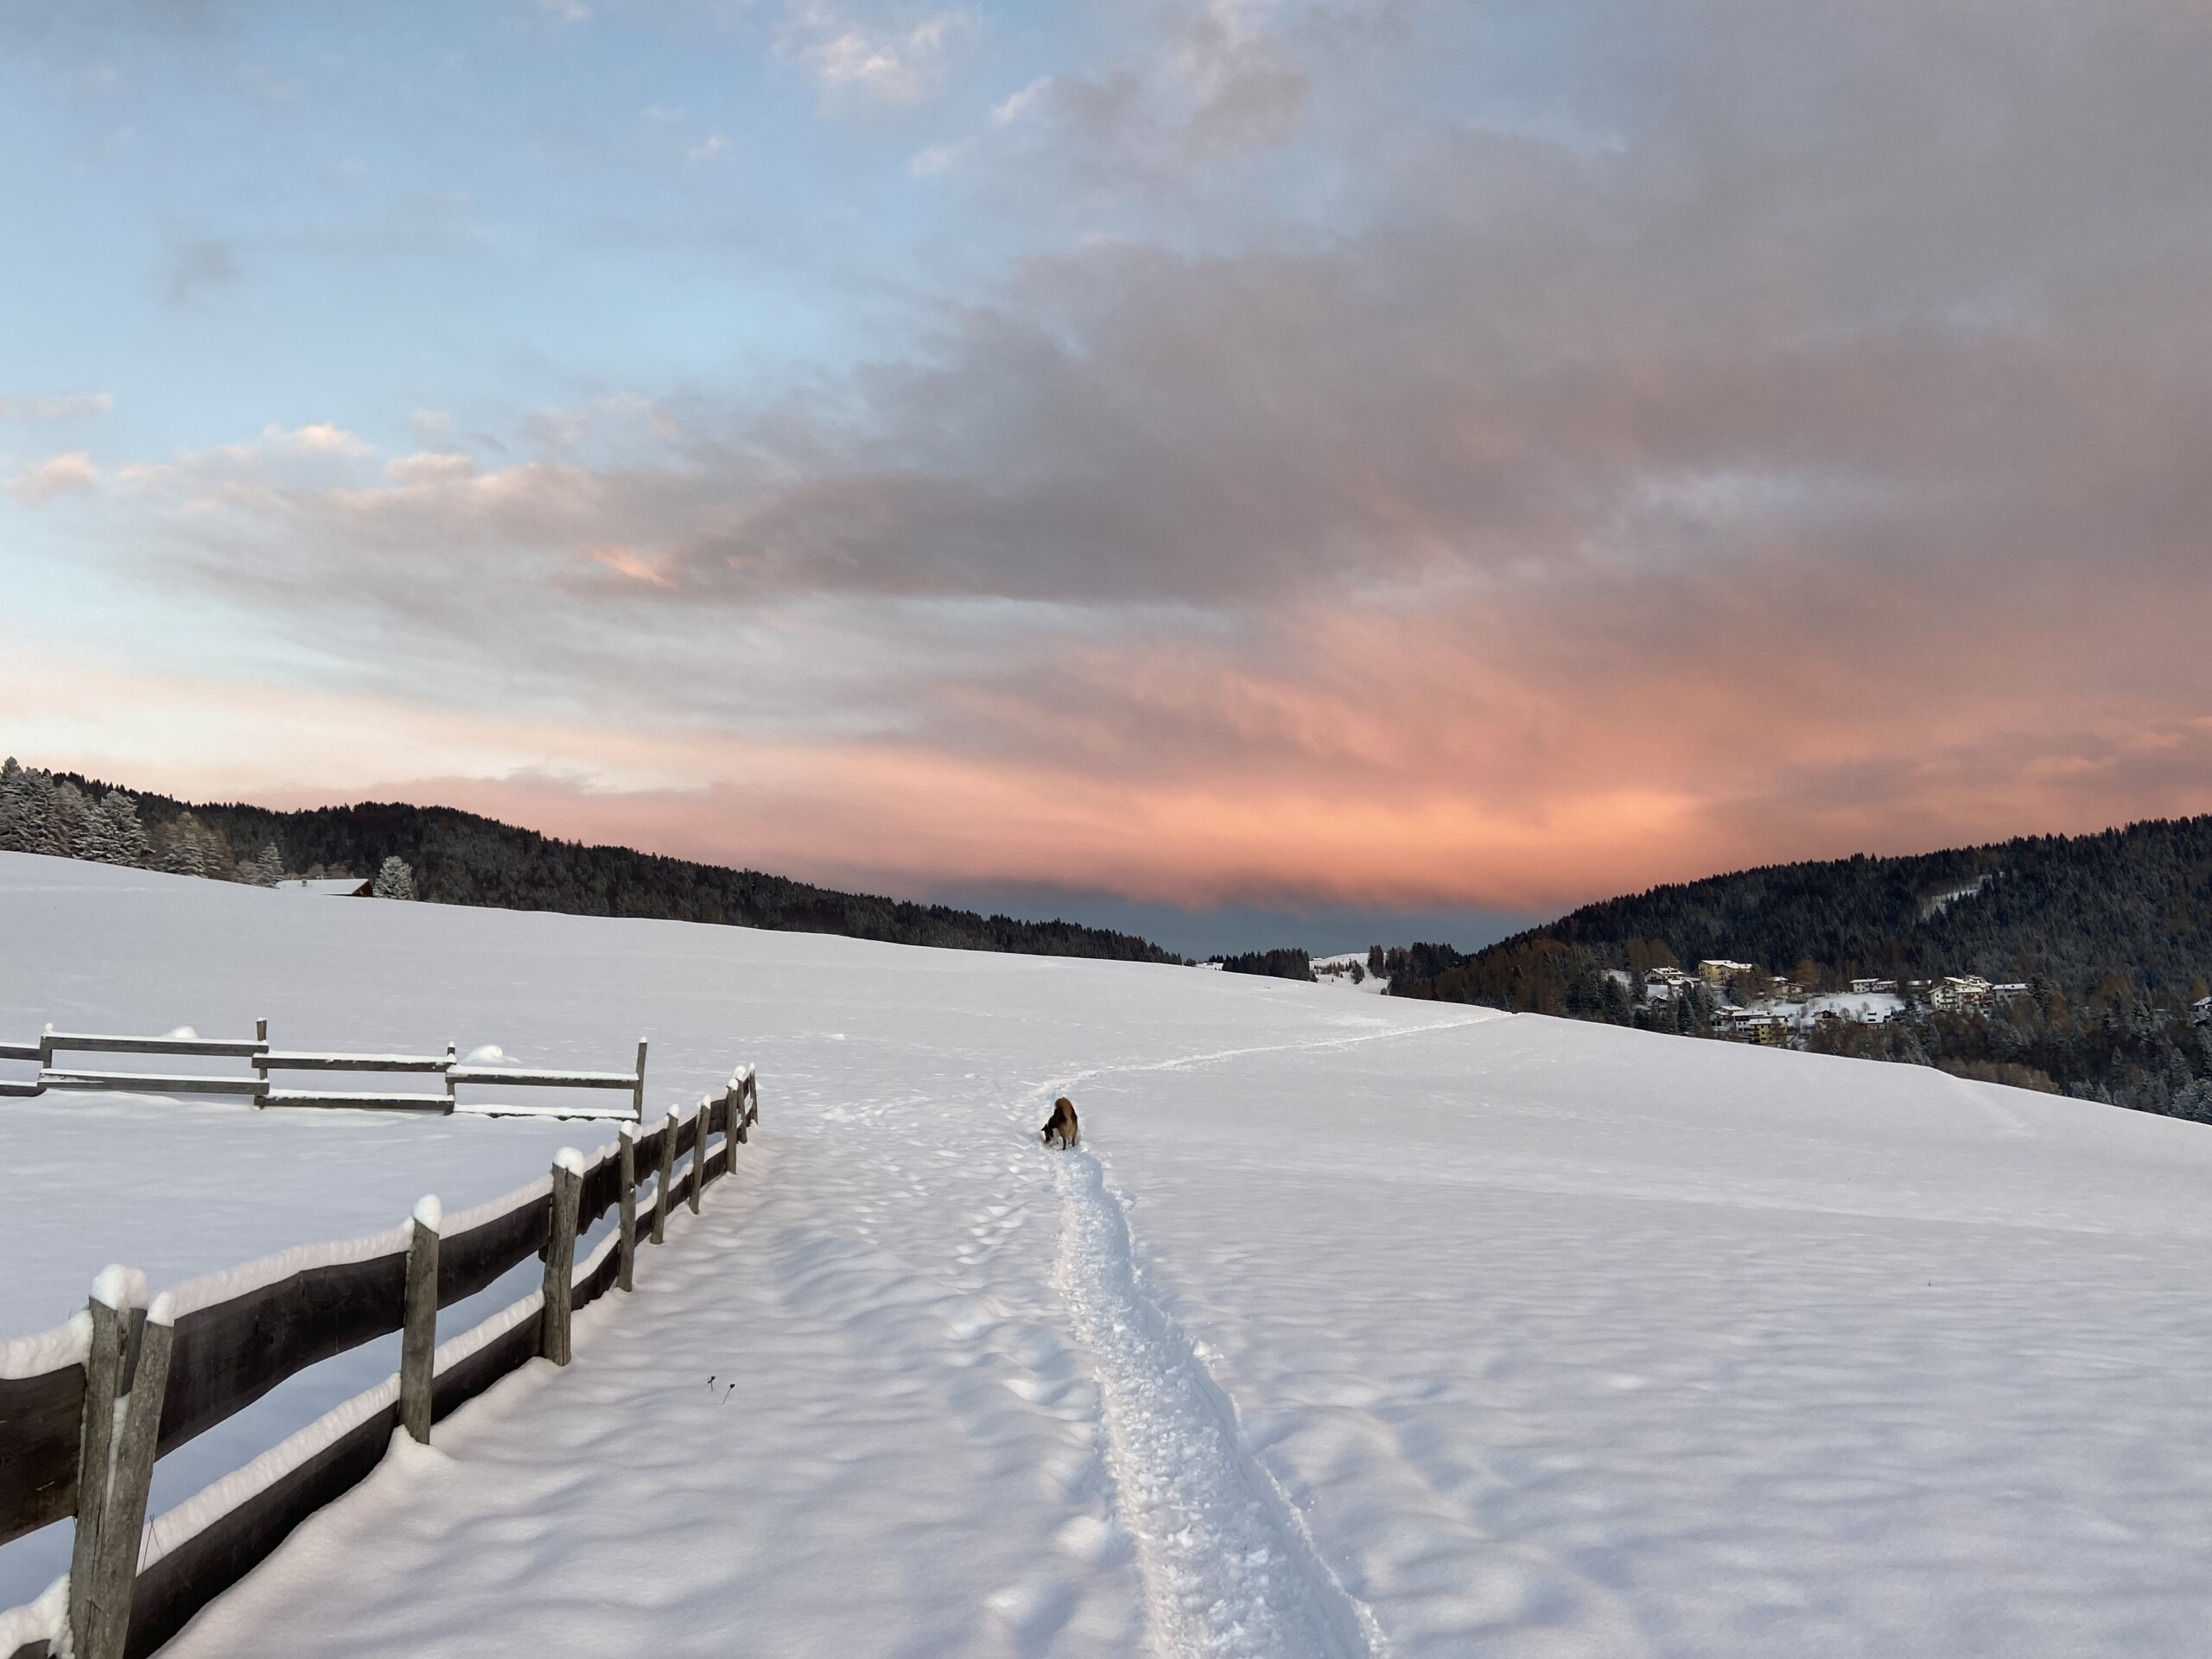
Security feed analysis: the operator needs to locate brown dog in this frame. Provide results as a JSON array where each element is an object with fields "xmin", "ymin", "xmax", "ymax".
[{"xmin": 1040, "ymin": 1096, "xmax": 1079, "ymax": 1149}]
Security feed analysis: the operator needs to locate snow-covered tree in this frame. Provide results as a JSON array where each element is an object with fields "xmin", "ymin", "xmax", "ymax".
[
  {"xmin": 73, "ymin": 791, "xmax": 115, "ymax": 862},
  {"xmin": 372, "ymin": 855, "xmax": 416, "ymax": 900},
  {"xmin": 77, "ymin": 791, "xmax": 152, "ymax": 867},
  {"xmin": 115, "ymin": 793, "xmax": 150, "ymax": 866},
  {"xmin": 239, "ymin": 844, "xmax": 287, "ymax": 885},
  {"xmin": 44, "ymin": 780, "xmax": 86, "ymax": 859},
  {"xmin": 160, "ymin": 814, "xmax": 215, "ymax": 875},
  {"xmin": 0, "ymin": 759, "xmax": 41, "ymax": 854},
  {"xmin": 161, "ymin": 813, "xmax": 210, "ymax": 877}
]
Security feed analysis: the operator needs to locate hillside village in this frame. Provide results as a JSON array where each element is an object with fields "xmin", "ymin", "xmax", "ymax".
[{"xmin": 1644, "ymin": 958, "xmax": 2212, "ymax": 1047}]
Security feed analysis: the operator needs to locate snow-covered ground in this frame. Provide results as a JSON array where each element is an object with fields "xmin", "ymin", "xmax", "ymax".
[
  {"xmin": 1796, "ymin": 989, "xmax": 1909, "ymax": 1024},
  {"xmin": 1312, "ymin": 951, "xmax": 1390, "ymax": 994},
  {"xmin": 8, "ymin": 852, "xmax": 2212, "ymax": 1656}
]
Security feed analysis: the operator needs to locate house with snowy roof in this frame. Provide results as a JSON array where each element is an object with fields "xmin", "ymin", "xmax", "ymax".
[
  {"xmin": 1713, "ymin": 1007, "xmax": 1791, "ymax": 1045},
  {"xmin": 1929, "ymin": 975, "xmax": 1994, "ymax": 1013}
]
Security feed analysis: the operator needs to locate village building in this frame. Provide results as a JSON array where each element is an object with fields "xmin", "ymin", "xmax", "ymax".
[
  {"xmin": 1850, "ymin": 976, "xmax": 1897, "ymax": 995},
  {"xmin": 1713, "ymin": 1007, "xmax": 1791, "ymax": 1045},
  {"xmin": 1698, "ymin": 958, "xmax": 1757, "ymax": 986},
  {"xmin": 1929, "ymin": 975, "xmax": 1995, "ymax": 1013}
]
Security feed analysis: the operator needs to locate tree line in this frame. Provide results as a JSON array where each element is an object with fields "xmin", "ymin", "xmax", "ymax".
[
  {"xmin": 0, "ymin": 760, "xmax": 1179, "ymax": 964},
  {"xmin": 1211, "ymin": 948, "xmax": 1316, "ymax": 981}
]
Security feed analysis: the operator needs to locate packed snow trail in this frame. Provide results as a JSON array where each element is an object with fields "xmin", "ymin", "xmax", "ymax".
[{"xmin": 1050, "ymin": 1145, "xmax": 1377, "ymax": 1659}]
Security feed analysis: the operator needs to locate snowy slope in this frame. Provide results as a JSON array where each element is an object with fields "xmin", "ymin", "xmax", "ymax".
[{"xmin": 7, "ymin": 852, "xmax": 2212, "ymax": 1656}]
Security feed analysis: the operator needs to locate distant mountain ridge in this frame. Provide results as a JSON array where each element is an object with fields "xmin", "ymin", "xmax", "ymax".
[
  {"xmin": 1378, "ymin": 815, "xmax": 2212, "ymax": 1122},
  {"xmin": 0, "ymin": 761, "xmax": 1179, "ymax": 965},
  {"xmin": 1464, "ymin": 816, "xmax": 2212, "ymax": 1001}
]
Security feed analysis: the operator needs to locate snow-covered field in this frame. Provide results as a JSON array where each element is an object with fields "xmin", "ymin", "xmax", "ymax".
[{"xmin": 8, "ymin": 851, "xmax": 2212, "ymax": 1656}]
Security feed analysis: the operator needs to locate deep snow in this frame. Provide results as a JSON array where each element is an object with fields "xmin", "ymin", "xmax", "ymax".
[{"xmin": 7, "ymin": 851, "xmax": 2212, "ymax": 1656}]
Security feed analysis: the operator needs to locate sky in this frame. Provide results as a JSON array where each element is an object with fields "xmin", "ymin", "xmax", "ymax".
[{"xmin": 3, "ymin": 0, "xmax": 2210, "ymax": 957}]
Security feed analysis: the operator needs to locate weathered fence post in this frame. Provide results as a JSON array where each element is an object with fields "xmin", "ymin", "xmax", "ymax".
[
  {"xmin": 653, "ymin": 1108, "xmax": 677, "ymax": 1243},
  {"xmin": 698, "ymin": 1096, "xmax": 717, "ymax": 1198},
  {"xmin": 69, "ymin": 1268, "xmax": 140, "ymax": 1654},
  {"xmin": 689, "ymin": 1102, "xmax": 704, "ymax": 1214},
  {"xmin": 81, "ymin": 1294, "xmax": 175, "ymax": 1659},
  {"xmin": 617, "ymin": 1124, "xmax": 639, "ymax": 1292},
  {"xmin": 632, "ymin": 1038, "xmax": 649, "ymax": 1121},
  {"xmin": 541, "ymin": 1150, "xmax": 583, "ymax": 1365},
  {"xmin": 400, "ymin": 1197, "xmax": 441, "ymax": 1443},
  {"xmin": 734, "ymin": 1071, "xmax": 749, "ymax": 1144}
]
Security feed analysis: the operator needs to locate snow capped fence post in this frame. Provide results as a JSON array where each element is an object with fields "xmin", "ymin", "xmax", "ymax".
[
  {"xmin": 689, "ymin": 1103, "xmax": 704, "ymax": 1215},
  {"xmin": 653, "ymin": 1109, "xmax": 677, "ymax": 1245},
  {"xmin": 631, "ymin": 1039, "xmax": 648, "ymax": 1122},
  {"xmin": 540, "ymin": 1151, "xmax": 584, "ymax": 1367},
  {"xmin": 68, "ymin": 1268, "xmax": 143, "ymax": 1653},
  {"xmin": 400, "ymin": 1198, "xmax": 441, "ymax": 1444},
  {"xmin": 617, "ymin": 1125, "xmax": 639, "ymax": 1293},
  {"xmin": 82, "ymin": 1294, "xmax": 175, "ymax": 1659}
]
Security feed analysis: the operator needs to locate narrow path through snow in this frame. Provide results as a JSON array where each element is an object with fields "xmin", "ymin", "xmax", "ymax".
[
  {"xmin": 1017, "ymin": 1020, "xmax": 1491, "ymax": 1659},
  {"xmin": 1048, "ymin": 1146, "xmax": 1381, "ymax": 1659}
]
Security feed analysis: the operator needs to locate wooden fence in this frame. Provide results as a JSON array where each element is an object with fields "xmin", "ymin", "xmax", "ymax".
[
  {"xmin": 0, "ymin": 1070, "xmax": 760, "ymax": 1659},
  {"xmin": 0, "ymin": 1023, "xmax": 649, "ymax": 1118}
]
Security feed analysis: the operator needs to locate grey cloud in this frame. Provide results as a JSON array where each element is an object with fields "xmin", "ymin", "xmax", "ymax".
[
  {"xmin": 166, "ymin": 238, "xmax": 237, "ymax": 302},
  {"xmin": 232, "ymin": 60, "xmax": 299, "ymax": 108}
]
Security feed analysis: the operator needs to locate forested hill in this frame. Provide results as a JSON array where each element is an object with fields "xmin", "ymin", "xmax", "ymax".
[
  {"xmin": 3, "ymin": 763, "xmax": 1178, "ymax": 963},
  {"xmin": 1392, "ymin": 815, "xmax": 2212, "ymax": 1007}
]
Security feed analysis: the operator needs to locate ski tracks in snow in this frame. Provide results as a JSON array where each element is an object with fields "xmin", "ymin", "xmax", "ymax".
[{"xmin": 1048, "ymin": 1147, "xmax": 1386, "ymax": 1659}]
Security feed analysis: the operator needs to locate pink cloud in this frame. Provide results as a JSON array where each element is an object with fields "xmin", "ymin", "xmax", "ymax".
[{"xmin": 3, "ymin": 450, "xmax": 97, "ymax": 506}]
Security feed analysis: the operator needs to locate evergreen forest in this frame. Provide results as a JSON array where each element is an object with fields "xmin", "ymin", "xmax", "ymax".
[
  {"xmin": 0, "ymin": 760, "xmax": 1178, "ymax": 964},
  {"xmin": 1376, "ymin": 817, "xmax": 2212, "ymax": 1122}
]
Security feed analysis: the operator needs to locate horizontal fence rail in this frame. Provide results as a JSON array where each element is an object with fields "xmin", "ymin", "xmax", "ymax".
[
  {"xmin": 0, "ymin": 1022, "xmax": 652, "ymax": 1119},
  {"xmin": 0, "ymin": 1068, "xmax": 760, "ymax": 1659}
]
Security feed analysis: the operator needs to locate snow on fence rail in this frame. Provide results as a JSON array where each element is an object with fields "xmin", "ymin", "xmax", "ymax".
[
  {"xmin": 0, "ymin": 1069, "xmax": 760, "ymax": 1659},
  {"xmin": 0, "ymin": 1020, "xmax": 651, "ymax": 1118}
]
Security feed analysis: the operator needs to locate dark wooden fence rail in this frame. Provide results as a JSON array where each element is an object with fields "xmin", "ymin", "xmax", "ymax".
[
  {"xmin": 0, "ymin": 1022, "xmax": 651, "ymax": 1118},
  {"xmin": 0, "ymin": 1070, "xmax": 760, "ymax": 1659}
]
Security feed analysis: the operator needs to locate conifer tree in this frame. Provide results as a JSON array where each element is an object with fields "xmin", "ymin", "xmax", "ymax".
[
  {"xmin": 75, "ymin": 792, "xmax": 122, "ymax": 863},
  {"xmin": 0, "ymin": 759, "xmax": 39, "ymax": 854},
  {"xmin": 75, "ymin": 790, "xmax": 150, "ymax": 866},
  {"xmin": 44, "ymin": 780, "xmax": 86, "ymax": 858},
  {"xmin": 372, "ymin": 855, "xmax": 416, "ymax": 900},
  {"xmin": 98, "ymin": 791, "xmax": 151, "ymax": 867},
  {"xmin": 161, "ymin": 812, "xmax": 210, "ymax": 877}
]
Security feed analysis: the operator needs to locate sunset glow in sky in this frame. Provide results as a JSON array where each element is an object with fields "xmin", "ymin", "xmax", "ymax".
[{"xmin": 5, "ymin": 0, "xmax": 2210, "ymax": 948}]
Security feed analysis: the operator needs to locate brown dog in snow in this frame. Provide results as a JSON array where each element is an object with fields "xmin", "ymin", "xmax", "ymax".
[{"xmin": 1040, "ymin": 1096, "xmax": 1079, "ymax": 1149}]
